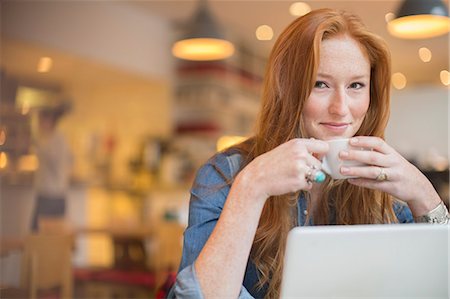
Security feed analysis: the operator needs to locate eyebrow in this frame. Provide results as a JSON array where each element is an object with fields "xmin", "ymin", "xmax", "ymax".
[{"xmin": 316, "ymin": 73, "xmax": 369, "ymax": 80}]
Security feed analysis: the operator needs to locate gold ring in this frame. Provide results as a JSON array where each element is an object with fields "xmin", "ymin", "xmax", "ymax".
[{"xmin": 375, "ymin": 168, "xmax": 388, "ymax": 181}]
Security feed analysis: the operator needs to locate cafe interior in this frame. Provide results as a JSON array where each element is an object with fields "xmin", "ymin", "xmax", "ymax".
[{"xmin": 0, "ymin": 0, "xmax": 449, "ymax": 298}]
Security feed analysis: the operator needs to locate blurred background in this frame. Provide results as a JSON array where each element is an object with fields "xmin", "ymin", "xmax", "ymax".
[{"xmin": 0, "ymin": 0, "xmax": 449, "ymax": 298}]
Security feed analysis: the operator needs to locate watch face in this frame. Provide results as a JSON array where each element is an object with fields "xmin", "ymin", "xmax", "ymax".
[{"xmin": 428, "ymin": 215, "xmax": 440, "ymax": 223}]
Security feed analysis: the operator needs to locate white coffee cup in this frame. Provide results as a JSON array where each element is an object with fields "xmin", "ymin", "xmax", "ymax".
[{"xmin": 321, "ymin": 138, "xmax": 367, "ymax": 180}]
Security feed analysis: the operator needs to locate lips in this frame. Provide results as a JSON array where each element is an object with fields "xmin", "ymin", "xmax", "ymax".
[{"xmin": 320, "ymin": 122, "xmax": 350, "ymax": 131}]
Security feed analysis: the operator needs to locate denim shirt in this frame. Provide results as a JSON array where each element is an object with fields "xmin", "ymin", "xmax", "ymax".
[{"xmin": 170, "ymin": 151, "xmax": 414, "ymax": 299}]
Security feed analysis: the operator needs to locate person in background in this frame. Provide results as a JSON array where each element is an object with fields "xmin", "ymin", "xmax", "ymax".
[
  {"xmin": 31, "ymin": 102, "xmax": 73, "ymax": 232},
  {"xmin": 170, "ymin": 8, "xmax": 449, "ymax": 299}
]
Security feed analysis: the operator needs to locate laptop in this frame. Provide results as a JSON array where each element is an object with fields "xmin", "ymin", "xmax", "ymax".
[{"xmin": 280, "ymin": 224, "xmax": 449, "ymax": 299}]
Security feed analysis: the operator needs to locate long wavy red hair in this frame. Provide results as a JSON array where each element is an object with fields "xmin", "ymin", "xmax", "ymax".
[{"xmin": 231, "ymin": 8, "xmax": 397, "ymax": 298}]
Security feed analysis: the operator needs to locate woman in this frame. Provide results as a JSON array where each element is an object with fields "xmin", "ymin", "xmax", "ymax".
[
  {"xmin": 170, "ymin": 8, "xmax": 449, "ymax": 299},
  {"xmin": 31, "ymin": 104, "xmax": 73, "ymax": 231}
]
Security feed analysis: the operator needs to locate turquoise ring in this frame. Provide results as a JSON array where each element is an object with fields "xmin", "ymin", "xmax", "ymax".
[
  {"xmin": 312, "ymin": 170, "xmax": 326, "ymax": 183},
  {"xmin": 306, "ymin": 167, "xmax": 326, "ymax": 184}
]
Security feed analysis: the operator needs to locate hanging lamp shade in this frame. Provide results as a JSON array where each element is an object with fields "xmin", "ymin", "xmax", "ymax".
[
  {"xmin": 387, "ymin": 0, "xmax": 450, "ymax": 39},
  {"xmin": 172, "ymin": 0, "xmax": 235, "ymax": 61}
]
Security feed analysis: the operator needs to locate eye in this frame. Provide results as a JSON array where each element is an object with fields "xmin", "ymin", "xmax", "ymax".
[
  {"xmin": 349, "ymin": 82, "xmax": 365, "ymax": 89},
  {"xmin": 314, "ymin": 81, "xmax": 328, "ymax": 89}
]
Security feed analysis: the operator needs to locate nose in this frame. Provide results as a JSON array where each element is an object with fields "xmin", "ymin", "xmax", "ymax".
[{"xmin": 328, "ymin": 88, "xmax": 349, "ymax": 116}]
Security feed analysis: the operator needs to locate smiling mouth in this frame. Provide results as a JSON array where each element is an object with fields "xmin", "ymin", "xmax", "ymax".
[{"xmin": 320, "ymin": 122, "xmax": 350, "ymax": 129}]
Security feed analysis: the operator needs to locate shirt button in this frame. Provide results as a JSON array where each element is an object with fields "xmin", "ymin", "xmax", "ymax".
[{"xmin": 303, "ymin": 210, "xmax": 308, "ymax": 215}]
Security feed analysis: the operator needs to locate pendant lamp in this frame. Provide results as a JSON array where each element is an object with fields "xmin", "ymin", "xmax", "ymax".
[
  {"xmin": 387, "ymin": 0, "xmax": 450, "ymax": 39},
  {"xmin": 172, "ymin": 0, "xmax": 235, "ymax": 61}
]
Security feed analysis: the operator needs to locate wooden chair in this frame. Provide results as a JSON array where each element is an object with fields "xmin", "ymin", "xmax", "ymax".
[
  {"xmin": 20, "ymin": 234, "xmax": 73, "ymax": 299},
  {"xmin": 38, "ymin": 217, "xmax": 71, "ymax": 235}
]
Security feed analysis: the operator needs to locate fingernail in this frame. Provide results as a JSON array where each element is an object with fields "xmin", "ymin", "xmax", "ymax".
[
  {"xmin": 341, "ymin": 166, "xmax": 349, "ymax": 173},
  {"xmin": 350, "ymin": 137, "xmax": 358, "ymax": 144}
]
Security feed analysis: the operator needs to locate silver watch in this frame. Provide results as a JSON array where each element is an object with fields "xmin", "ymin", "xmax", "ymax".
[{"xmin": 414, "ymin": 201, "xmax": 450, "ymax": 224}]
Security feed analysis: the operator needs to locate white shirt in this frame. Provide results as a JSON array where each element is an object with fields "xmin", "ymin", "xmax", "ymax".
[{"xmin": 35, "ymin": 131, "xmax": 73, "ymax": 198}]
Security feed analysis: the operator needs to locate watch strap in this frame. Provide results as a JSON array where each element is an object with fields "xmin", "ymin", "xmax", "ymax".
[{"xmin": 414, "ymin": 201, "xmax": 450, "ymax": 224}]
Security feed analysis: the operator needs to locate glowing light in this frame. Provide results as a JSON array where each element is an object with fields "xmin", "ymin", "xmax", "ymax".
[
  {"xmin": 392, "ymin": 72, "xmax": 407, "ymax": 90},
  {"xmin": 172, "ymin": 38, "xmax": 235, "ymax": 61},
  {"xmin": 21, "ymin": 101, "xmax": 31, "ymax": 115},
  {"xmin": 289, "ymin": 2, "xmax": 311, "ymax": 17},
  {"xmin": 18, "ymin": 154, "xmax": 39, "ymax": 172},
  {"xmin": 256, "ymin": 25, "xmax": 274, "ymax": 41},
  {"xmin": 0, "ymin": 152, "xmax": 8, "ymax": 169},
  {"xmin": 388, "ymin": 15, "xmax": 450, "ymax": 39},
  {"xmin": 0, "ymin": 127, "xmax": 6, "ymax": 146},
  {"xmin": 37, "ymin": 57, "xmax": 53, "ymax": 73},
  {"xmin": 418, "ymin": 47, "xmax": 432, "ymax": 62},
  {"xmin": 440, "ymin": 70, "xmax": 450, "ymax": 86},
  {"xmin": 217, "ymin": 136, "xmax": 247, "ymax": 152}
]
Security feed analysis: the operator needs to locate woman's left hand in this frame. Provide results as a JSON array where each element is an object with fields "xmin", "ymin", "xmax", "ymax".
[{"xmin": 339, "ymin": 136, "xmax": 441, "ymax": 216}]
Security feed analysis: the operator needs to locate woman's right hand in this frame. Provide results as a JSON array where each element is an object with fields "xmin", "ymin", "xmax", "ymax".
[{"xmin": 238, "ymin": 138, "xmax": 329, "ymax": 201}]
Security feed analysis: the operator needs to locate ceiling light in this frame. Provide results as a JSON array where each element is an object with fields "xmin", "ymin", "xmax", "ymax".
[
  {"xmin": 256, "ymin": 25, "xmax": 274, "ymax": 41},
  {"xmin": 387, "ymin": 0, "xmax": 450, "ymax": 39},
  {"xmin": 289, "ymin": 2, "xmax": 311, "ymax": 17},
  {"xmin": 440, "ymin": 70, "xmax": 450, "ymax": 86},
  {"xmin": 418, "ymin": 47, "xmax": 432, "ymax": 62},
  {"xmin": 37, "ymin": 56, "xmax": 52, "ymax": 73},
  {"xmin": 392, "ymin": 72, "xmax": 407, "ymax": 89},
  {"xmin": 172, "ymin": 0, "xmax": 234, "ymax": 61}
]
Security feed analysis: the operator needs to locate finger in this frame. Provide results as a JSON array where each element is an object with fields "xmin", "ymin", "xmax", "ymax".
[
  {"xmin": 347, "ymin": 177, "xmax": 390, "ymax": 190},
  {"xmin": 294, "ymin": 158, "xmax": 323, "ymax": 186},
  {"xmin": 304, "ymin": 154, "xmax": 323, "ymax": 170},
  {"xmin": 294, "ymin": 164, "xmax": 315, "ymax": 189},
  {"xmin": 349, "ymin": 136, "xmax": 393, "ymax": 154},
  {"xmin": 289, "ymin": 139, "xmax": 328, "ymax": 167},
  {"xmin": 303, "ymin": 180, "xmax": 313, "ymax": 190},
  {"xmin": 340, "ymin": 165, "xmax": 391, "ymax": 180},
  {"xmin": 340, "ymin": 149, "xmax": 390, "ymax": 168},
  {"xmin": 301, "ymin": 138, "xmax": 329, "ymax": 156}
]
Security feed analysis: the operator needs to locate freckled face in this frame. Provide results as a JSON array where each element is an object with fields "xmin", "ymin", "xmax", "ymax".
[{"xmin": 302, "ymin": 35, "xmax": 371, "ymax": 140}]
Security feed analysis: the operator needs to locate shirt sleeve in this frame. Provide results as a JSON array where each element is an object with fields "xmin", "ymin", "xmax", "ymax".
[
  {"xmin": 393, "ymin": 200, "xmax": 414, "ymax": 223},
  {"xmin": 169, "ymin": 153, "xmax": 255, "ymax": 298},
  {"xmin": 170, "ymin": 263, "xmax": 255, "ymax": 299}
]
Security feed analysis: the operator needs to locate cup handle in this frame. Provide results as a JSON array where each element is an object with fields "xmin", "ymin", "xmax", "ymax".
[{"xmin": 321, "ymin": 158, "xmax": 331, "ymax": 175}]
